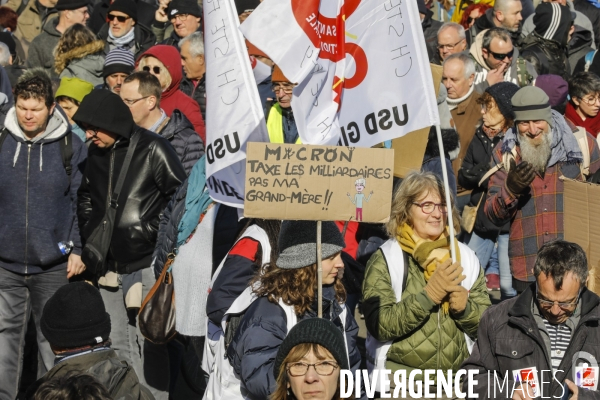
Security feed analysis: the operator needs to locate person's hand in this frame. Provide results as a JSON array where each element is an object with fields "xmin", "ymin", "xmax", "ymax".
[
  {"xmin": 67, "ymin": 253, "xmax": 86, "ymax": 279},
  {"xmin": 486, "ymin": 66, "xmax": 506, "ymax": 86},
  {"xmin": 155, "ymin": 0, "xmax": 171, "ymax": 23},
  {"xmin": 424, "ymin": 260, "xmax": 465, "ymax": 304},
  {"xmin": 506, "ymin": 159, "xmax": 536, "ymax": 196},
  {"xmin": 565, "ymin": 379, "xmax": 579, "ymax": 400},
  {"xmin": 448, "ymin": 285, "xmax": 469, "ymax": 315},
  {"xmin": 512, "ymin": 383, "xmax": 536, "ymax": 400}
]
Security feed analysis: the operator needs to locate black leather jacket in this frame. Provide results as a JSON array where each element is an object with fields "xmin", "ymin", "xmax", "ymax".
[{"xmin": 77, "ymin": 128, "xmax": 186, "ymax": 273}]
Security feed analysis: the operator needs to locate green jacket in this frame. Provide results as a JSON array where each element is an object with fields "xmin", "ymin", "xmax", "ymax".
[{"xmin": 362, "ymin": 248, "xmax": 490, "ymax": 379}]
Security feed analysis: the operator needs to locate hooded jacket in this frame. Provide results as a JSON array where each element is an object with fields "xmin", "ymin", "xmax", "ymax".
[
  {"xmin": 574, "ymin": 0, "xmax": 600, "ymax": 50},
  {"xmin": 470, "ymin": 30, "xmax": 538, "ymax": 93},
  {"xmin": 14, "ymin": 0, "xmax": 58, "ymax": 57},
  {"xmin": 56, "ymin": 40, "xmax": 106, "ymax": 87},
  {"xmin": 77, "ymin": 126, "xmax": 186, "ymax": 274},
  {"xmin": 568, "ymin": 17, "xmax": 595, "ymax": 72},
  {"xmin": 421, "ymin": 127, "xmax": 459, "ymax": 197},
  {"xmin": 26, "ymin": 17, "xmax": 62, "ymax": 78},
  {"xmin": 469, "ymin": 8, "xmax": 523, "ymax": 48},
  {"xmin": 156, "ymin": 109, "xmax": 204, "ymax": 175},
  {"xmin": 0, "ymin": 106, "xmax": 87, "ymax": 274},
  {"xmin": 139, "ymin": 45, "xmax": 206, "ymax": 143},
  {"xmin": 98, "ymin": 23, "xmax": 156, "ymax": 61},
  {"xmin": 521, "ymin": 3, "xmax": 573, "ymax": 80}
]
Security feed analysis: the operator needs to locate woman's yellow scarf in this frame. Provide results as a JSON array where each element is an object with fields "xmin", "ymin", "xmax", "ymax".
[{"xmin": 397, "ymin": 223, "xmax": 461, "ymax": 313}]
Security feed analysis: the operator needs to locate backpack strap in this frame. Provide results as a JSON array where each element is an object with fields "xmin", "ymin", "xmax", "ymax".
[
  {"xmin": 516, "ymin": 57, "xmax": 532, "ymax": 87},
  {"xmin": 585, "ymin": 50, "xmax": 598, "ymax": 73},
  {"xmin": 60, "ymin": 131, "xmax": 74, "ymax": 188},
  {"xmin": 477, "ymin": 147, "xmax": 518, "ymax": 187},
  {"xmin": 401, "ymin": 250, "xmax": 409, "ymax": 293},
  {"xmin": 0, "ymin": 128, "xmax": 8, "ymax": 151},
  {"xmin": 573, "ymin": 126, "xmax": 591, "ymax": 177}
]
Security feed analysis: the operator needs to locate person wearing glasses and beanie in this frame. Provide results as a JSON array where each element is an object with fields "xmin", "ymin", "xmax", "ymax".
[
  {"xmin": 152, "ymin": 0, "xmax": 202, "ymax": 47},
  {"xmin": 362, "ymin": 171, "xmax": 489, "ymax": 395},
  {"xmin": 97, "ymin": 0, "xmax": 156, "ymax": 60},
  {"xmin": 226, "ymin": 220, "xmax": 362, "ymax": 399},
  {"xmin": 462, "ymin": 240, "xmax": 600, "ymax": 399},
  {"xmin": 266, "ymin": 64, "xmax": 300, "ymax": 144},
  {"xmin": 470, "ymin": 27, "xmax": 537, "ymax": 93},
  {"xmin": 136, "ymin": 45, "xmax": 205, "ymax": 142},
  {"xmin": 271, "ymin": 318, "xmax": 350, "ymax": 400}
]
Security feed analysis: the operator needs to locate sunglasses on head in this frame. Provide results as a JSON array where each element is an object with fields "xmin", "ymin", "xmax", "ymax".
[
  {"xmin": 143, "ymin": 66, "xmax": 161, "ymax": 74},
  {"xmin": 107, "ymin": 13, "xmax": 131, "ymax": 23},
  {"xmin": 488, "ymin": 49, "xmax": 514, "ymax": 60}
]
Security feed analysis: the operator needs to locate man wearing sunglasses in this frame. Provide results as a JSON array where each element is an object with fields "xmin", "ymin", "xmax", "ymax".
[
  {"xmin": 152, "ymin": 0, "xmax": 202, "ymax": 48},
  {"xmin": 97, "ymin": 0, "xmax": 155, "ymax": 61},
  {"xmin": 26, "ymin": 0, "xmax": 89, "ymax": 77},
  {"xmin": 471, "ymin": 28, "xmax": 537, "ymax": 93},
  {"xmin": 462, "ymin": 240, "xmax": 600, "ymax": 399}
]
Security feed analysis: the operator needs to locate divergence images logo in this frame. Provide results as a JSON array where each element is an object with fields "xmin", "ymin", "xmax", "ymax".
[{"xmin": 573, "ymin": 351, "xmax": 599, "ymax": 391}]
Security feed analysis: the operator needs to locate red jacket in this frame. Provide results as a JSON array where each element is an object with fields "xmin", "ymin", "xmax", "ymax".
[{"xmin": 139, "ymin": 45, "xmax": 206, "ymax": 143}]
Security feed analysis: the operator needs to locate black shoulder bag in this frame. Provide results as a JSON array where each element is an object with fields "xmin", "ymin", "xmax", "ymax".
[{"xmin": 82, "ymin": 132, "xmax": 140, "ymax": 277}]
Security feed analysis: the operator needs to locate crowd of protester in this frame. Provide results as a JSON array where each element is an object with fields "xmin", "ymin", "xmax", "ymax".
[{"xmin": 1, "ymin": 0, "xmax": 600, "ymax": 398}]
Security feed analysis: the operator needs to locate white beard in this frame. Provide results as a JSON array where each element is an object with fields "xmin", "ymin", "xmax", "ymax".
[{"xmin": 520, "ymin": 130, "xmax": 553, "ymax": 173}]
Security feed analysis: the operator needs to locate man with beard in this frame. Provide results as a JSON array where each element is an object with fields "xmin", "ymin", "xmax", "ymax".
[
  {"xmin": 102, "ymin": 47, "xmax": 134, "ymax": 94},
  {"xmin": 469, "ymin": 0, "xmax": 523, "ymax": 47},
  {"xmin": 484, "ymin": 86, "xmax": 600, "ymax": 294}
]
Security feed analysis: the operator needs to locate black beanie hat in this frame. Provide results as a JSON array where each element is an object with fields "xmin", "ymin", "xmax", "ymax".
[
  {"xmin": 0, "ymin": 32, "xmax": 16, "ymax": 58},
  {"xmin": 276, "ymin": 221, "xmax": 345, "ymax": 269},
  {"xmin": 234, "ymin": 0, "xmax": 260, "ymax": 15},
  {"xmin": 274, "ymin": 318, "xmax": 349, "ymax": 378},
  {"xmin": 533, "ymin": 3, "xmax": 573, "ymax": 46},
  {"xmin": 167, "ymin": 0, "xmax": 203, "ymax": 18},
  {"xmin": 55, "ymin": 0, "xmax": 89, "ymax": 10},
  {"xmin": 484, "ymin": 82, "xmax": 520, "ymax": 121},
  {"xmin": 108, "ymin": 0, "xmax": 138, "ymax": 22},
  {"xmin": 73, "ymin": 89, "xmax": 134, "ymax": 138},
  {"xmin": 41, "ymin": 282, "xmax": 111, "ymax": 348}
]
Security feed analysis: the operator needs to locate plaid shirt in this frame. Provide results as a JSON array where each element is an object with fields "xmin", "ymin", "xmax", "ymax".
[{"xmin": 484, "ymin": 133, "xmax": 600, "ymax": 282}]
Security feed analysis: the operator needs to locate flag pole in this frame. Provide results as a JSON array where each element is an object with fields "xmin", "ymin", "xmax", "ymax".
[
  {"xmin": 435, "ymin": 125, "xmax": 457, "ymax": 263},
  {"xmin": 317, "ymin": 221, "xmax": 323, "ymax": 318}
]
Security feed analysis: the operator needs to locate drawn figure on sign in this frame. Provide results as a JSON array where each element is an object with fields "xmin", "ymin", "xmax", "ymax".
[{"xmin": 347, "ymin": 178, "xmax": 373, "ymax": 221}]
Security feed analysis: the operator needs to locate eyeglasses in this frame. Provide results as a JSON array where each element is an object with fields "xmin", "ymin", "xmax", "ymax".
[
  {"xmin": 437, "ymin": 40, "xmax": 464, "ymax": 51},
  {"xmin": 412, "ymin": 201, "xmax": 448, "ymax": 214},
  {"xmin": 487, "ymin": 49, "xmax": 514, "ymax": 61},
  {"xmin": 272, "ymin": 84, "xmax": 294, "ymax": 94},
  {"xmin": 107, "ymin": 13, "xmax": 131, "ymax": 23},
  {"xmin": 170, "ymin": 13, "xmax": 190, "ymax": 22},
  {"xmin": 580, "ymin": 95, "xmax": 600, "ymax": 106},
  {"xmin": 287, "ymin": 361, "xmax": 339, "ymax": 377},
  {"xmin": 122, "ymin": 96, "xmax": 150, "ymax": 106},
  {"xmin": 536, "ymin": 286, "xmax": 581, "ymax": 311},
  {"xmin": 143, "ymin": 66, "xmax": 161, "ymax": 75},
  {"xmin": 84, "ymin": 126, "xmax": 99, "ymax": 138}
]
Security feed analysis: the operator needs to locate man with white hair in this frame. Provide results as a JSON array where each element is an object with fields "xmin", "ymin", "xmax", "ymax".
[
  {"xmin": 437, "ymin": 22, "xmax": 468, "ymax": 63},
  {"xmin": 442, "ymin": 53, "xmax": 482, "ymax": 203},
  {"xmin": 484, "ymin": 86, "xmax": 600, "ymax": 293},
  {"xmin": 470, "ymin": 0, "xmax": 524, "ymax": 46},
  {"xmin": 179, "ymin": 31, "xmax": 206, "ymax": 120}
]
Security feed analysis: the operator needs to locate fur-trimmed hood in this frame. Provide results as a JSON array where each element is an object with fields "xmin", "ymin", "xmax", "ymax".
[{"xmin": 55, "ymin": 40, "xmax": 105, "ymax": 74}]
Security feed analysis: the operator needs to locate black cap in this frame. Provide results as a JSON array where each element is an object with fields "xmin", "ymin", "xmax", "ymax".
[
  {"xmin": 274, "ymin": 318, "xmax": 349, "ymax": 378},
  {"xmin": 41, "ymin": 282, "xmax": 111, "ymax": 348},
  {"xmin": 73, "ymin": 89, "xmax": 134, "ymax": 138},
  {"xmin": 485, "ymin": 82, "xmax": 520, "ymax": 121},
  {"xmin": 108, "ymin": 0, "xmax": 138, "ymax": 22},
  {"xmin": 0, "ymin": 32, "xmax": 16, "ymax": 57},
  {"xmin": 234, "ymin": 0, "xmax": 260, "ymax": 15},
  {"xmin": 167, "ymin": 0, "xmax": 202, "ymax": 18},
  {"xmin": 55, "ymin": 0, "xmax": 89, "ymax": 11}
]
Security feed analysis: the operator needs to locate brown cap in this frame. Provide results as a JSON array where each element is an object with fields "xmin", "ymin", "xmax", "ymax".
[
  {"xmin": 246, "ymin": 40, "xmax": 268, "ymax": 58},
  {"xmin": 271, "ymin": 65, "xmax": 290, "ymax": 83}
]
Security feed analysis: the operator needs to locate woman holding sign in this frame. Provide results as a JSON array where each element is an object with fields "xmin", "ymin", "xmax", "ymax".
[
  {"xmin": 362, "ymin": 171, "xmax": 490, "ymax": 394},
  {"xmin": 226, "ymin": 220, "xmax": 361, "ymax": 399}
]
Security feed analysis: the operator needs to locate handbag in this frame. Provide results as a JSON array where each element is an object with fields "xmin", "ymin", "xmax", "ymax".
[
  {"xmin": 139, "ymin": 254, "xmax": 177, "ymax": 344},
  {"xmin": 460, "ymin": 194, "xmax": 483, "ymax": 233},
  {"xmin": 81, "ymin": 132, "xmax": 140, "ymax": 277}
]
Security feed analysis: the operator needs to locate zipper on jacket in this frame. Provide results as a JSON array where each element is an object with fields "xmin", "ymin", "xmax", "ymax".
[
  {"xmin": 437, "ymin": 309, "xmax": 441, "ymax": 370},
  {"xmin": 106, "ymin": 146, "xmax": 116, "ymax": 210},
  {"xmin": 24, "ymin": 144, "xmax": 31, "ymax": 273}
]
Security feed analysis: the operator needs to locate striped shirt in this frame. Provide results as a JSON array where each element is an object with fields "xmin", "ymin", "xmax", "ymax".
[{"xmin": 542, "ymin": 318, "xmax": 571, "ymax": 373}]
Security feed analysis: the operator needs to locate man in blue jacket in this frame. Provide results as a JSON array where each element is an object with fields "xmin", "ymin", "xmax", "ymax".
[{"xmin": 0, "ymin": 69, "xmax": 87, "ymax": 399}]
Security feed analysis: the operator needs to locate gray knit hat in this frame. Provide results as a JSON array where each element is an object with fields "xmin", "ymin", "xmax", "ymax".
[
  {"xmin": 511, "ymin": 86, "xmax": 553, "ymax": 127},
  {"xmin": 277, "ymin": 221, "xmax": 345, "ymax": 269}
]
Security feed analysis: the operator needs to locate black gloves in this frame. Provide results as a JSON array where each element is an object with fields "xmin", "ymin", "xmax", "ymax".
[
  {"xmin": 506, "ymin": 159, "xmax": 536, "ymax": 196},
  {"xmin": 459, "ymin": 161, "xmax": 490, "ymax": 188}
]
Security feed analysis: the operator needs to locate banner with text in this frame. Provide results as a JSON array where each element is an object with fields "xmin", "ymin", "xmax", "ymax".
[
  {"xmin": 244, "ymin": 143, "xmax": 394, "ymax": 222},
  {"xmin": 204, "ymin": 0, "xmax": 270, "ymax": 208}
]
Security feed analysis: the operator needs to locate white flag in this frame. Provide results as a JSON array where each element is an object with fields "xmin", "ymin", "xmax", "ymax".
[
  {"xmin": 241, "ymin": 0, "xmax": 438, "ymax": 146},
  {"xmin": 203, "ymin": 0, "xmax": 269, "ymax": 208}
]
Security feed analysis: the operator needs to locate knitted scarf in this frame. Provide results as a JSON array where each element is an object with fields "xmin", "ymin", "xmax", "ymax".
[
  {"xmin": 564, "ymin": 101, "xmax": 600, "ymax": 138},
  {"xmin": 397, "ymin": 223, "xmax": 461, "ymax": 313},
  {"xmin": 107, "ymin": 27, "xmax": 135, "ymax": 48}
]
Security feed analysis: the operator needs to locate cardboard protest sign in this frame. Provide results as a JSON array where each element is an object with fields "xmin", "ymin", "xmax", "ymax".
[
  {"xmin": 564, "ymin": 178, "xmax": 600, "ymax": 295},
  {"xmin": 244, "ymin": 143, "xmax": 394, "ymax": 222},
  {"xmin": 203, "ymin": 0, "xmax": 269, "ymax": 208}
]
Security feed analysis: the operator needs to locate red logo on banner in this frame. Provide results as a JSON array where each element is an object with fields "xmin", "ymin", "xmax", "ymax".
[{"xmin": 290, "ymin": 0, "xmax": 367, "ymax": 90}]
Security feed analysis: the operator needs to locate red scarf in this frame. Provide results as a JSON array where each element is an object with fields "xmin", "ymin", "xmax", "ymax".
[{"xmin": 565, "ymin": 102, "xmax": 600, "ymax": 138}]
